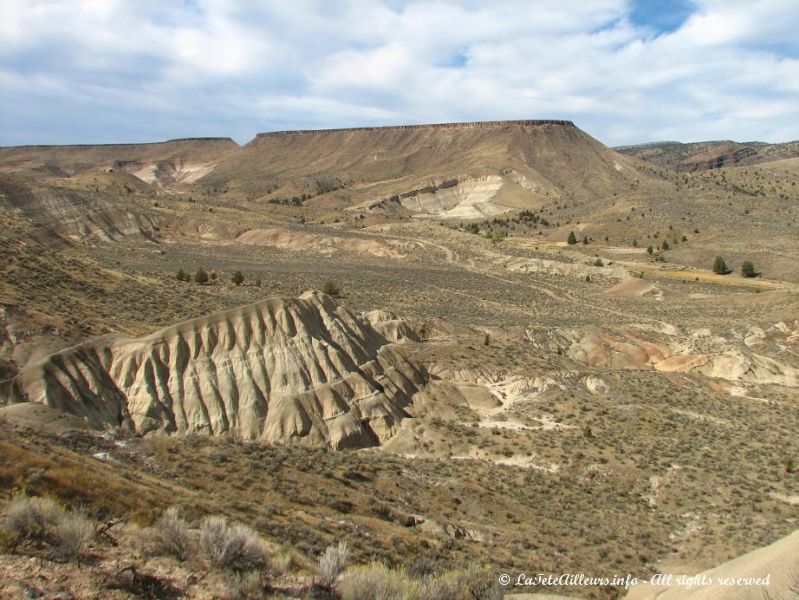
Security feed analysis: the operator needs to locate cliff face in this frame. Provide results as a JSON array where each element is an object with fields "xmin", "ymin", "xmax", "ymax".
[
  {"xmin": 10, "ymin": 292, "xmax": 427, "ymax": 449},
  {"xmin": 253, "ymin": 120, "xmax": 575, "ymax": 138}
]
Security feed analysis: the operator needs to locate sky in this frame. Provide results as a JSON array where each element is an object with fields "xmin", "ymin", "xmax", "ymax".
[{"xmin": 1, "ymin": 0, "xmax": 799, "ymax": 147}]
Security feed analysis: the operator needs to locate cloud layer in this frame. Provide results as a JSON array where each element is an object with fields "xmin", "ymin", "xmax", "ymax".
[{"xmin": 2, "ymin": 0, "xmax": 798, "ymax": 145}]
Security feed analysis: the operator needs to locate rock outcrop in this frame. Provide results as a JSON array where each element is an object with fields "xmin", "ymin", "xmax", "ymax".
[
  {"xmin": 9, "ymin": 292, "xmax": 427, "ymax": 449},
  {"xmin": 525, "ymin": 321, "xmax": 799, "ymax": 387}
]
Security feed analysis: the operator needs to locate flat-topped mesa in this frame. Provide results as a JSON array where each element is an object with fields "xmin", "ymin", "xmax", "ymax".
[
  {"xmin": 9, "ymin": 291, "xmax": 427, "ymax": 450},
  {"xmin": 254, "ymin": 119, "xmax": 576, "ymax": 139},
  {"xmin": 0, "ymin": 137, "xmax": 238, "ymax": 151}
]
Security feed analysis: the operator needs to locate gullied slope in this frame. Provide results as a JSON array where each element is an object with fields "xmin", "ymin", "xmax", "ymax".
[
  {"xmin": 9, "ymin": 292, "xmax": 426, "ymax": 449},
  {"xmin": 0, "ymin": 174, "xmax": 158, "ymax": 243}
]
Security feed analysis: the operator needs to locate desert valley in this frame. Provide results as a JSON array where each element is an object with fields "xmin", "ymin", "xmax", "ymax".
[{"xmin": 0, "ymin": 117, "xmax": 796, "ymax": 599}]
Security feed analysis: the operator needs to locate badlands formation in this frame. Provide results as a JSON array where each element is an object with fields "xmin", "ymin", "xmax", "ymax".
[
  {"xmin": 0, "ymin": 120, "xmax": 798, "ymax": 599},
  {"xmin": 10, "ymin": 292, "xmax": 425, "ymax": 449}
]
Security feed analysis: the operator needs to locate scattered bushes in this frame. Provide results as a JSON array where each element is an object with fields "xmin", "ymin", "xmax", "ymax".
[
  {"xmin": 3, "ymin": 500, "xmax": 496, "ymax": 599},
  {"xmin": 145, "ymin": 509, "xmax": 270, "ymax": 580},
  {"xmin": 488, "ymin": 230, "xmax": 507, "ymax": 244}
]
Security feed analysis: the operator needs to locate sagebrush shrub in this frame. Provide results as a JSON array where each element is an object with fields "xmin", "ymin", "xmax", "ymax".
[
  {"xmin": 199, "ymin": 516, "xmax": 267, "ymax": 574},
  {"xmin": 52, "ymin": 511, "xmax": 93, "ymax": 561},
  {"xmin": 423, "ymin": 564, "xmax": 501, "ymax": 600},
  {"xmin": 5, "ymin": 495, "xmax": 64, "ymax": 542},
  {"xmin": 340, "ymin": 563, "xmax": 500, "ymax": 600},
  {"xmin": 4, "ymin": 495, "xmax": 92, "ymax": 561},
  {"xmin": 339, "ymin": 563, "xmax": 422, "ymax": 600},
  {"xmin": 317, "ymin": 540, "xmax": 349, "ymax": 588},
  {"xmin": 147, "ymin": 507, "xmax": 195, "ymax": 562}
]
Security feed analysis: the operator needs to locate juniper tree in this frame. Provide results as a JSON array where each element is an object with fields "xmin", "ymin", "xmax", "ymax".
[{"xmin": 713, "ymin": 256, "xmax": 728, "ymax": 275}]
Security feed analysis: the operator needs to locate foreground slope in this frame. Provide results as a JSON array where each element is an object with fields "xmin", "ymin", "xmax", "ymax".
[
  {"xmin": 8, "ymin": 291, "xmax": 426, "ymax": 449},
  {"xmin": 626, "ymin": 529, "xmax": 799, "ymax": 599}
]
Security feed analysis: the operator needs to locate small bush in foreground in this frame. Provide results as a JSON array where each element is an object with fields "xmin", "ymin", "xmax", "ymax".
[
  {"xmin": 3, "ymin": 495, "xmax": 92, "ymax": 561},
  {"xmin": 52, "ymin": 511, "xmax": 94, "ymax": 561},
  {"xmin": 339, "ymin": 562, "xmax": 500, "ymax": 600},
  {"xmin": 5, "ymin": 495, "xmax": 63, "ymax": 543},
  {"xmin": 147, "ymin": 506, "xmax": 194, "ymax": 562},
  {"xmin": 340, "ymin": 563, "xmax": 422, "ymax": 600},
  {"xmin": 199, "ymin": 516, "xmax": 268, "ymax": 574},
  {"xmin": 317, "ymin": 540, "xmax": 349, "ymax": 588}
]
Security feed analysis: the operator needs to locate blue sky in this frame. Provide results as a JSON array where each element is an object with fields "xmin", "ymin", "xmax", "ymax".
[{"xmin": 1, "ymin": 0, "xmax": 798, "ymax": 146}]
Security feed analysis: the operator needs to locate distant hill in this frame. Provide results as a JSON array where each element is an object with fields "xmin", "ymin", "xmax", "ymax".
[
  {"xmin": 195, "ymin": 120, "xmax": 660, "ymax": 217},
  {"xmin": 615, "ymin": 139, "xmax": 799, "ymax": 171},
  {"xmin": 0, "ymin": 137, "xmax": 238, "ymax": 187}
]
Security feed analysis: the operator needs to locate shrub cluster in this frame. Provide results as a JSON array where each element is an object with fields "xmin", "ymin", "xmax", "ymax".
[
  {"xmin": 339, "ymin": 562, "xmax": 500, "ymax": 600},
  {"xmin": 3, "ymin": 495, "xmax": 93, "ymax": 561}
]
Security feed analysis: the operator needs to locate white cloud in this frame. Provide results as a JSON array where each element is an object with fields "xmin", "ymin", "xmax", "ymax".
[{"xmin": 1, "ymin": 0, "xmax": 798, "ymax": 145}]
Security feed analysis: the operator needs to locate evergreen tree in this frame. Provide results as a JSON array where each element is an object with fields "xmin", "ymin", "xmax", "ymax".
[
  {"xmin": 232, "ymin": 271, "xmax": 245, "ymax": 286},
  {"xmin": 322, "ymin": 281, "xmax": 341, "ymax": 297},
  {"xmin": 713, "ymin": 256, "xmax": 729, "ymax": 275},
  {"xmin": 567, "ymin": 231, "xmax": 578, "ymax": 245},
  {"xmin": 741, "ymin": 261, "xmax": 757, "ymax": 278},
  {"xmin": 194, "ymin": 268, "xmax": 209, "ymax": 284}
]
